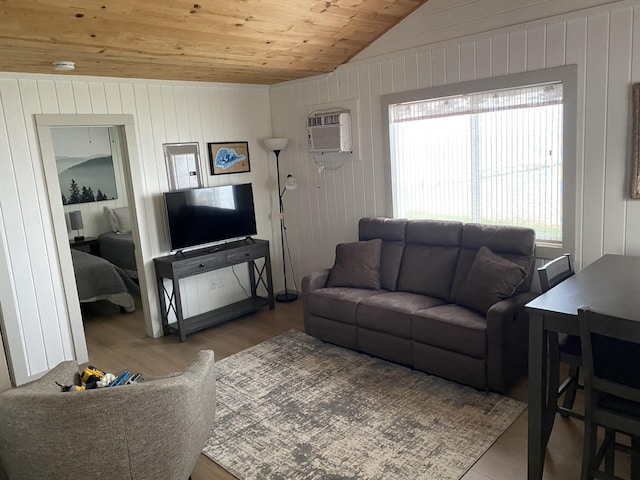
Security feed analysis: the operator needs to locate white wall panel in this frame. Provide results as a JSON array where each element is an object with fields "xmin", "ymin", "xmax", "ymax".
[
  {"xmin": 174, "ymin": 87, "xmax": 190, "ymax": 141},
  {"xmin": 604, "ymin": 8, "xmax": 633, "ymax": 255},
  {"xmin": 55, "ymin": 81, "xmax": 75, "ymax": 113},
  {"xmin": 476, "ymin": 38, "xmax": 492, "ymax": 79},
  {"xmin": 417, "ymin": 51, "xmax": 432, "ymax": 89},
  {"xmin": 88, "ymin": 82, "xmax": 108, "ymax": 114},
  {"xmin": 527, "ymin": 25, "xmax": 547, "ymax": 71},
  {"xmin": 431, "ymin": 48, "xmax": 446, "ymax": 86},
  {"xmin": 392, "ymin": 57, "xmax": 407, "ymax": 93},
  {"xmin": 460, "ymin": 42, "xmax": 477, "ymax": 81},
  {"xmin": 546, "ymin": 22, "xmax": 567, "ymax": 68},
  {"xmin": 352, "ymin": 0, "xmax": 623, "ymax": 62},
  {"xmin": 0, "ymin": 73, "xmax": 273, "ymax": 384},
  {"xmin": 626, "ymin": 6, "xmax": 640, "ymax": 256},
  {"xmin": 104, "ymin": 83, "xmax": 122, "ymax": 115},
  {"xmin": 565, "ymin": 16, "xmax": 588, "ymax": 268},
  {"xmin": 403, "ymin": 54, "xmax": 419, "ymax": 92},
  {"xmin": 492, "ymin": 33, "xmax": 509, "ymax": 77},
  {"xmin": 37, "ymin": 80, "xmax": 59, "ymax": 113},
  {"xmin": 509, "ymin": 31, "xmax": 528, "ymax": 74},
  {"xmin": 582, "ymin": 12, "xmax": 610, "ymax": 266},
  {"xmin": 446, "ymin": 45, "xmax": 461, "ymax": 84},
  {"xmin": 0, "ymin": 79, "xmax": 50, "ymax": 375},
  {"xmin": 269, "ymin": 0, "xmax": 640, "ymax": 283},
  {"xmin": 72, "ymin": 81, "xmax": 91, "ymax": 114}
]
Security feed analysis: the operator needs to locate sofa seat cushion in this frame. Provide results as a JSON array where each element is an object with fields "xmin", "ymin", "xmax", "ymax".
[
  {"xmin": 356, "ymin": 292, "xmax": 447, "ymax": 338},
  {"xmin": 308, "ymin": 288, "xmax": 385, "ymax": 324},
  {"xmin": 412, "ymin": 304, "xmax": 487, "ymax": 359}
]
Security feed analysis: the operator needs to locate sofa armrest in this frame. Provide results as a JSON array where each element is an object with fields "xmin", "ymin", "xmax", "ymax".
[
  {"xmin": 302, "ymin": 269, "xmax": 331, "ymax": 333},
  {"xmin": 485, "ymin": 291, "xmax": 539, "ymax": 392},
  {"xmin": 302, "ymin": 269, "xmax": 331, "ymax": 294}
]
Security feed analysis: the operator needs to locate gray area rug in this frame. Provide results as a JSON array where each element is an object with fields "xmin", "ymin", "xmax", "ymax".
[{"xmin": 203, "ymin": 329, "xmax": 526, "ymax": 480}]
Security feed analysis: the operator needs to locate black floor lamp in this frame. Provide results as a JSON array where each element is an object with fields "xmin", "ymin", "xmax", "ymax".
[{"xmin": 264, "ymin": 137, "xmax": 298, "ymax": 302}]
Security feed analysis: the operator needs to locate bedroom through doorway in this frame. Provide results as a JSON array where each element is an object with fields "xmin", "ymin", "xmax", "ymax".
[
  {"xmin": 36, "ymin": 114, "xmax": 151, "ymax": 364},
  {"xmin": 52, "ymin": 125, "xmax": 141, "ymax": 318}
]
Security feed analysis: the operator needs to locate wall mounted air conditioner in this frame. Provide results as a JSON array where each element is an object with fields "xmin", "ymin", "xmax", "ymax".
[{"xmin": 307, "ymin": 111, "xmax": 352, "ymax": 153}]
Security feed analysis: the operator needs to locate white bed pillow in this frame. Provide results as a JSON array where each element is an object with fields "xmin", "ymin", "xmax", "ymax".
[{"xmin": 105, "ymin": 206, "xmax": 132, "ymax": 233}]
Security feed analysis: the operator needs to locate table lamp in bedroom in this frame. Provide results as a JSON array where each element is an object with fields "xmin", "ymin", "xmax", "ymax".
[{"xmin": 69, "ymin": 210, "xmax": 84, "ymax": 241}]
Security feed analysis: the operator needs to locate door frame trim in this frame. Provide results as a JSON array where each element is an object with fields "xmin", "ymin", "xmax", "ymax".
[{"xmin": 35, "ymin": 114, "xmax": 152, "ymax": 362}]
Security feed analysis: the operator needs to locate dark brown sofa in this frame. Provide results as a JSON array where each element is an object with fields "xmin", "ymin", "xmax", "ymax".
[{"xmin": 302, "ymin": 217, "xmax": 537, "ymax": 393}]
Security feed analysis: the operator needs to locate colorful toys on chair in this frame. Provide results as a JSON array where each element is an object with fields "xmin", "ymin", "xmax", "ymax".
[{"xmin": 56, "ymin": 365, "xmax": 144, "ymax": 392}]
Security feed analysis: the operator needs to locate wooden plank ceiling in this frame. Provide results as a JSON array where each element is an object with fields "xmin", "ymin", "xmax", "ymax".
[{"xmin": 0, "ymin": 0, "xmax": 429, "ymax": 85}]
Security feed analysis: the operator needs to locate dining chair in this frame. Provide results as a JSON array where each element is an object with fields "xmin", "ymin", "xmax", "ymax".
[
  {"xmin": 578, "ymin": 306, "xmax": 640, "ymax": 480},
  {"xmin": 538, "ymin": 253, "xmax": 583, "ymax": 420}
]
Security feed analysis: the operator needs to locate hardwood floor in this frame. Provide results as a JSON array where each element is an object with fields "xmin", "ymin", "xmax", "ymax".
[{"xmin": 83, "ymin": 299, "xmax": 586, "ymax": 480}]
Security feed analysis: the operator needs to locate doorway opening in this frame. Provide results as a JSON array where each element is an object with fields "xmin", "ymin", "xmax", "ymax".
[{"xmin": 35, "ymin": 114, "xmax": 153, "ymax": 363}]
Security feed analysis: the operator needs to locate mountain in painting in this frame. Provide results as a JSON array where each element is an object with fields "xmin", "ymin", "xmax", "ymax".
[{"xmin": 58, "ymin": 155, "xmax": 118, "ymax": 203}]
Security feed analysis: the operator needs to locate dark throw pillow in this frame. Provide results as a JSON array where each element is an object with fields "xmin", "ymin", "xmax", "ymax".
[
  {"xmin": 455, "ymin": 246, "xmax": 526, "ymax": 314},
  {"xmin": 326, "ymin": 239, "xmax": 382, "ymax": 289}
]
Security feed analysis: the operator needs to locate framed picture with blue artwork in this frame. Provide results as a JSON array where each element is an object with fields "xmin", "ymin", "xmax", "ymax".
[{"xmin": 208, "ymin": 141, "xmax": 251, "ymax": 175}]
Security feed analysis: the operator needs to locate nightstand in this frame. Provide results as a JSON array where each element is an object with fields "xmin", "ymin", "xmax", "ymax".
[{"xmin": 70, "ymin": 236, "xmax": 99, "ymax": 255}]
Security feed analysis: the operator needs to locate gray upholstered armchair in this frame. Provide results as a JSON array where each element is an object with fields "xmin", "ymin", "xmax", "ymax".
[{"xmin": 0, "ymin": 350, "xmax": 215, "ymax": 480}]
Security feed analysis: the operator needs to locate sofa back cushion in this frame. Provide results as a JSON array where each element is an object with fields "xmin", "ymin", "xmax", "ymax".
[
  {"xmin": 396, "ymin": 220, "xmax": 463, "ymax": 300},
  {"xmin": 359, "ymin": 217, "xmax": 406, "ymax": 291},
  {"xmin": 451, "ymin": 223, "xmax": 536, "ymax": 301}
]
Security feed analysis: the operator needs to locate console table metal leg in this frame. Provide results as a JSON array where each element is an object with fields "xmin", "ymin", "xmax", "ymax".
[
  {"xmin": 264, "ymin": 253, "xmax": 275, "ymax": 309},
  {"xmin": 248, "ymin": 260, "xmax": 257, "ymax": 298},
  {"xmin": 156, "ymin": 276, "xmax": 170, "ymax": 335},
  {"xmin": 172, "ymin": 276, "xmax": 186, "ymax": 342}
]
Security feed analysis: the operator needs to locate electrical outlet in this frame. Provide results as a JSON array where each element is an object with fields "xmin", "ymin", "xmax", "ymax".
[{"xmin": 209, "ymin": 279, "xmax": 217, "ymax": 290}]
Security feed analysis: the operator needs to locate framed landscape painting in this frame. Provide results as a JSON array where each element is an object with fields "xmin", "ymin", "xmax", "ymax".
[
  {"xmin": 52, "ymin": 126, "xmax": 118, "ymax": 204},
  {"xmin": 208, "ymin": 142, "xmax": 251, "ymax": 175}
]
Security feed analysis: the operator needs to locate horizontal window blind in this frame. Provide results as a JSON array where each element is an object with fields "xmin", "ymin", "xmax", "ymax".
[
  {"xmin": 388, "ymin": 82, "xmax": 563, "ymax": 243},
  {"xmin": 391, "ymin": 83, "xmax": 563, "ymax": 122}
]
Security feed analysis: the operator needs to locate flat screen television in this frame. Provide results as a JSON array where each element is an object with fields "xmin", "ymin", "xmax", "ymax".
[{"xmin": 163, "ymin": 183, "xmax": 257, "ymax": 252}]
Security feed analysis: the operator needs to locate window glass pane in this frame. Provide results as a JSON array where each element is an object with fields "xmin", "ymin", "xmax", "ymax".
[{"xmin": 389, "ymin": 82, "xmax": 563, "ymax": 244}]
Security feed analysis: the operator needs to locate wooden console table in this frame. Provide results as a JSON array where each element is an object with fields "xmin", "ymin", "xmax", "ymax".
[{"xmin": 153, "ymin": 238, "xmax": 274, "ymax": 342}]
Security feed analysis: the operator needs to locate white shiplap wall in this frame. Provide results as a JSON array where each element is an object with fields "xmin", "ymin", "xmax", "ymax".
[
  {"xmin": 269, "ymin": 0, "xmax": 640, "ymax": 283},
  {"xmin": 0, "ymin": 73, "xmax": 275, "ymax": 384}
]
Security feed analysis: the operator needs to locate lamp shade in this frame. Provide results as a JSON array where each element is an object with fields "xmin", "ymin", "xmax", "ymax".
[
  {"xmin": 69, "ymin": 210, "xmax": 83, "ymax": 230},
  {"xmin": 264, "ymin": 138, "xmax": 288, "ymax": 152},
  {"xmin": 284, "ymin": 175, "xmax": 298, "ymax": 190}
]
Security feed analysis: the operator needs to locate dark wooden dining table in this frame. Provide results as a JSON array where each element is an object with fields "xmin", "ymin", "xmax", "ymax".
[{"xmin": 525, "ymin": 254, "xmax": 640, "ymax": 480}]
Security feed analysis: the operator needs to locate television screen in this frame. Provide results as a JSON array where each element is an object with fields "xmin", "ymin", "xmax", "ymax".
[{"xmin": 163, "ymin": 183, "xmax": 257, "ymax": 251}]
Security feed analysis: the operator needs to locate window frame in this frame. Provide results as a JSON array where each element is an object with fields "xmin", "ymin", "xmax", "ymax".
[{"xmin": 381, "ymin": 65, "xmax": 577, "ymax": 259}]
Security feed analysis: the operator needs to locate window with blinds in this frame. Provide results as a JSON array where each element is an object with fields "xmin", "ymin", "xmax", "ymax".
[{"xmin": 388, "ymin": 82, "xmax": 564, "ymax": 244}]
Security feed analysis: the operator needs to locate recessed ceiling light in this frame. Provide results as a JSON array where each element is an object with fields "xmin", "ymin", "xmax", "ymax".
[{"xmin": 53, "ymin": 61, "xmax": 75, "ymax": 71}]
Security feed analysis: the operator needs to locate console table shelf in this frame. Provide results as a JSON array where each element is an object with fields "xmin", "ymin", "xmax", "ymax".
[{"xmin": 153, "ymin": 238, "xmax": 274, "ymax": 342}]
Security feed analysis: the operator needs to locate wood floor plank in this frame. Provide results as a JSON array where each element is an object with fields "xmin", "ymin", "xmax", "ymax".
[{"xmin": 83, "ymin": 298, "xmax": 584, "ymax": 480}]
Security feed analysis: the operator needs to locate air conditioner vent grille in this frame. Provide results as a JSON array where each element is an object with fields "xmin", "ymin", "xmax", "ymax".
[{"xmin": 306, "ymin": 111, "xmax": 351, "ymax": 153}]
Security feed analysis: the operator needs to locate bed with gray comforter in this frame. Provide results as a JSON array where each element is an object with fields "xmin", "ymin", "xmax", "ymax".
[
  {"xmin": 98, "ymin": 231, "xmax": 137, "ymax": 279},
  {"xmin": 71, "ymin": 249, "xmax": 140, "ymax": 312}
]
